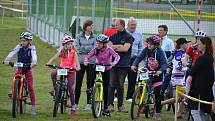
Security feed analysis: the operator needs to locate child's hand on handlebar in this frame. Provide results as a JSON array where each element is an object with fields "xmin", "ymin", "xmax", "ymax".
[
  {"xmin": 156, "ymin": 71, "xmax": 162, "ymax": 76},
  {"xmin": 111, "ymin": 63, "xmax": 116, "ymax": 67}
]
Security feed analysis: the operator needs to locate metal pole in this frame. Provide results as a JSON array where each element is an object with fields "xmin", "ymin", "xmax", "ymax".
[
  {"xmin": 174, "ymin": 89, "xmax": 178, "ymax": 121},
  {"xmin": 2, "ymin": 7, "xmax": 4, "ymax": 24},
  {"xmin": 76, "ymin": 0, "xmax": 80, "ymax": 37},
  {"xmin": 102, "ymin": 0, "xmax": 108, "ymax": 33},
  {"xmin": 167, "ymin": 0, "xmax": 195, "ymax": 34},
  {"xmin": 21, "ymin": 3, "xmax": 24, "ymax": 19},
  {"xmin": 36, "ymin": 0, "xmax": 39, "ymax": 34},
  {"xmin": 92, "ymin": 0, "xmax": 95, "ymax": 23},
  {"xmin": 53, "ymin": 0, "xmax": 57, "ymax": 45},
  {"xmin": 110, "ymin": 0, "xmax": 113, "ymax": 26},
  {"xmin": 29, "ymin": 0, "xmax": 32, "ymax": 30},
  {"xmin": 44, "ymin": 0, "xmax": 47, "ymax": 40},
  {"xmin": 63, "ymin": 0, "xmax": 67, "ymax": 31}
]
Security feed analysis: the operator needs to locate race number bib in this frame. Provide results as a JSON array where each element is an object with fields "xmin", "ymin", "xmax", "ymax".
[
  {"xmin": 95, "ymin": 65, "xmax": 105, "ymax": 72},
  {"xmin": 14, "ymin": 62, "xmax": 23, "ymax": 67},
  {"xmin": 57, "ymin": 69, "xmax": 68, "ymax": 75},
  {"xmin": 139, "ymin": 72, "xmax": 149, "ymax": 80}
]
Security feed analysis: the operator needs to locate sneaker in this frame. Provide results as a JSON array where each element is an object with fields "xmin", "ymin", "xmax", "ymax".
[
  {"xmin": 8, "ymin": 90, "xmax": 12, "ymax": 98},
  {"xmin": 118, "ymin": 106, "xmax": 129, "ymax": 113},
  {"xmin": 75, "ymin": 104, "xmax": 79, "ymax": 110},
  {"xmin": 69, "ymin": 109, "xmax": 76, "ymax": 116},
  {"xmin": 102, "ymin": 109, "xmax": 111, "ymax": 116},
  {"xmin": 31, "ymin": 106, "xmax": 37, "ymax": 116},
  {"xmin": 126, "ymin": 98, "xmax": 133, "ymax": 102},
  {"xmin": 154, "ymin": 113, "xmax": 161, "ymax": 120},
  {"xmin": 114, "ymin": 97, "xmax": 118, "ymax": 102},
  {"xmin": 108, "ymin": 105, "xmax": 114, "ymax": 113},
  {"xmin": 49, "ymin": 89, "xmax": 54, "ymax": 96},
  {"xmin": 82, "ymin": 104, "xmax": 91, "ymax": 112}
]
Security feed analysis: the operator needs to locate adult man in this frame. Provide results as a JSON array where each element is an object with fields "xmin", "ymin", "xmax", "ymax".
[
  {"xmin": 158, "ymin": 25, "xmax": 175, "ymax": 99},
  {"xmin": 103, "ymin": 19, "xmax": 117, "ymax": 37},
  {"xmin": 126, "ymin": 17, "xmax": 144, "ymax": 101},
  {"xmin": 108, "ymin": 19, "xmax": 134, "ymax": 113}
]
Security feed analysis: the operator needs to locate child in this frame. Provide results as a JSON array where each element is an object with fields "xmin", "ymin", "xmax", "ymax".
[
  {"xmin": 46, "ymin": 35, "xmax": 80, "ymax": 116},
  {"xmin": 131, "ymin": 35, "xmax": 167, "ymax": 120},
  {"xmin": 4, "ymin": 32, "xmax": 37, "ymax": 115},
  {"xmin": 84, "ymin": 34, "xmax": 120, "ymax": 116},
  {"xmin": 161, "ymin": 38, "xmax": 190, "ymax": 118}
]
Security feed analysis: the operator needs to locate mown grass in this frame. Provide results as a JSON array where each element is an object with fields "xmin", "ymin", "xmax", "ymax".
[{"xmin": 0, "ymin": 17, "xmax": 187, "ymax": 121}]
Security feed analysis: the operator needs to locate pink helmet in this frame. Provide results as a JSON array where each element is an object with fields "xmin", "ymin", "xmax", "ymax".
[
  {"xmin": 61, "ymin": 35, "xmax": 74, "ymax": 45},
  {"xmin": 146, "ymin": 35, "xmax": 161, "ymax": 45}
]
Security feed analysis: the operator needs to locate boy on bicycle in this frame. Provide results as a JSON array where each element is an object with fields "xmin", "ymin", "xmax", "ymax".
[
  {"xmin": 84, "ymin": 34, "xmax": 120, "ymax": 116},
  {"xmin": 3, "ymin": 32, "xmax": 37, "ymax": 115},
  {"xmin": 131, "ymin": 35, "xmax": 167, "ymax": 120}
]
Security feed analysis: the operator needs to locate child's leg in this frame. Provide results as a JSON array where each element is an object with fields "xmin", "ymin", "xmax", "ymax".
[
  {"xmin": 51, "ymin": 69, "xmax": 58, "ymax": 88},
  {"xmin": 25, "ymin": 70, "xmax": 35, "ymax": 106},
  {"xmin": 102, "ymin": 71, "xmax": 110, "ymax": 110},
  {"xmin": 154, "ymin": 85, "xmax": 162, "ymax": 113},
  {"xmin": 67, "ymin": 72, "xmax": 76, "ymax": 106}
]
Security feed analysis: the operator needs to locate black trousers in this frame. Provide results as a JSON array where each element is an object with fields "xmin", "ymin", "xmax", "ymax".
[{"xmin": 75, "ymin": 64, "xmax": 95, "ymax": 104}]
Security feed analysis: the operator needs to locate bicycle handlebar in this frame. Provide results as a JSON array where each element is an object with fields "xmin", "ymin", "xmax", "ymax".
[
  {"xmin": 137, "ymin": 67, "xmax": 157, "ymax": 76},
  {"xmin": 45, "ymin": 64, "xmax": 76, "ymax": 71},
  {"xmin": 85, "ymin": 63, "xmax": 112, "ymax": 66},
  {"xmin": 3, "ymin": 61, "xmax": 31, "ymax": 68}
]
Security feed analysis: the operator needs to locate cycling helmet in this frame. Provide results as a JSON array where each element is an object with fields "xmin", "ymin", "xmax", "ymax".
[
  {"xmin": 195, "ymin": 30, "xmax": 206, "ymax": 38},
  {"xmin": 20, "ymin": 32, "xmax": 33, "ymax": 40},
  {"xmin": 61, "ymin": 35, "xmax": 74, "ymax": 45},
  {"xmin": 146, "ymin": 35, "xmax": 161, "ymax": 45},
  {"xmin": 96, "ymin": 34, "xmax": 109, "ymax": 43}
]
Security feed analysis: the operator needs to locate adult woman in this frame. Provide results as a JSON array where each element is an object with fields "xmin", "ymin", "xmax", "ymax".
[
  {"xmin": 188, "ymin": 37, "xmax": 214, "ymax": 121},
  {"xmin": 74, "ymin": 20, "xmax": 96, "ymax": 111}
]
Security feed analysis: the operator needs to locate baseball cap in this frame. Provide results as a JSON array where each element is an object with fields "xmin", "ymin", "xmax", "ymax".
[{"xmin": 176, "ymin": 38, "xmax": 191, "ymax": 45}]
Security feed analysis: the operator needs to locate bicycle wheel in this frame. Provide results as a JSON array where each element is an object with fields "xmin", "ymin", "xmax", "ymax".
[
  {"xmin": 53, "ymin": 84, "xmax": 61, "ymax": 117},
  {"xmin": 60, "ymin": 90, "xmax": 67, "ymax": 114},
  {"xmin": 131, "ymin": 87, "xmax": 144, "ymax": 120},
  {"xmin": 12, "ymin": 79, "xmax": 19, "ymax": 118},
  {"xmin": 91, "ymin": 84, "xmax": 102, "ymax": 118}
]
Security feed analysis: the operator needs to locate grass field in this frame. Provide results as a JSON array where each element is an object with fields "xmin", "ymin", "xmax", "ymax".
[{"xmin": 0, "ymin": 17, "xmax": 189, "ymax": 121}]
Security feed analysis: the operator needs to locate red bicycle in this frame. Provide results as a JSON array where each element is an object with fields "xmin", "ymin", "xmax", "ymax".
[{"xmin": 3, "ymin": 62, "xmax": 30, "ymax": 118}]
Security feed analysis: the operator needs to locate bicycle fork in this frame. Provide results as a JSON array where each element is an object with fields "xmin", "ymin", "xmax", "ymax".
[{"xmin": 139, "ymin": 81, "xmax": 147, "ymax": 105}]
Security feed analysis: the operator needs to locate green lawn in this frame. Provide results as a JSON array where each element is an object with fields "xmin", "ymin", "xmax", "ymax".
[{"xmin": 0, "ymin": 17, "xmax": 187, "ymax": 121}]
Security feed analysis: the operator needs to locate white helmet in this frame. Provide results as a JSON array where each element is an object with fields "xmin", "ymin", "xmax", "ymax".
[{"xmin": 195, "ymin": 30, "xmax": 206, "ymax": 38}]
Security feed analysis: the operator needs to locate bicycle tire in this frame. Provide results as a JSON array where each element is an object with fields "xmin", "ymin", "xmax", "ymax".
[
  {"xmin": 131, "ymin": 87, "xmax": 144, "ymax": 120},
  {"xmin": 53, "ymin": 84, "xmax": 61, "ymax": 117},
  {"xmin": 91, "ymin": 84, "xmax": 102, "ymax": 118},
  {"xmin": 12, "ymin": 79, "xmax": 19, "ymax": 118},
  {"xmin": 60, "ymin": 90, "xmax": 67, "ymax": 114}
]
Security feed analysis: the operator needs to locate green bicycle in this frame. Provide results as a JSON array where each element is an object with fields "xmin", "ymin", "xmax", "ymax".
[
  {"xmin": 130, "ymin": 67, "xmax": 157, "ymax": 120},
  {"xmin": 91, "ymin": 64, "xmax": 111, "ymax": 118}
]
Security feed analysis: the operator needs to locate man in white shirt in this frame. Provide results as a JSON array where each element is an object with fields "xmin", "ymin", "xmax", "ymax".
[{"xmin": 158, "ymin": 25, "xmax": 175, "ymax": 59}]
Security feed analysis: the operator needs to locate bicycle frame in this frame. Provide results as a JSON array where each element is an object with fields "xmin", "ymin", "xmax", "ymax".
[{"xmin": 94, "ymin": 71, "xmax": 103, "ymax": 101}]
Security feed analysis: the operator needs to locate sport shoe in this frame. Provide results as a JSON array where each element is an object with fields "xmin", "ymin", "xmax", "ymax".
[
  {"xmin": 8, "ymin": 90, "xmax": 12, "ymax": 98},
  {"xmin": 126, "ymin": 98, "xmax": 133, "ymax": 102},
  {"xmin": 114, "ymin": 97, "xmax": 118, "ymax": 102},
  {"xmin": 82, "ymin": 104, "xmax": 91, "ymax": 112},
  {"xmin": 69, "ymin": 109, "xmax": 76, "ymax": 116},
  {"xmin": 154, "ymin": 113, "xmax": 161, "ymax": 120},
  {"xmin": 75, "ymin": 104, "xmax": 79, "ymax": 110},
  {"xmin": 31, "ymin": 106, "xmax": 37, "ymax": 116},
  {"xmin": 118, "ymin": 106, "xmax": 129, "ymax": 113},
  {"xmin": 108, "ymin": 104, "xmax": 114, "ymax": 113},
  {"xmin": 102, "ymin": 109, "xmax": 111, "ymax": 116}
]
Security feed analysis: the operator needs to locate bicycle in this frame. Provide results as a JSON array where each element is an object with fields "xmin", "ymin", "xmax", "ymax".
[
  {"xmin": 91, "ymin": 64, "xmax": 111, "ymax": 118},
  {"xmin": 46, "ymin": 64, "xmax": 76, "ymax": 117},
  {"xmin": 3, "ymin": 62, "xmax": 31, "ymax": 118},
  {"xmin": 130, "ymin": 67, "xmax": 157, "ymax": 120}
]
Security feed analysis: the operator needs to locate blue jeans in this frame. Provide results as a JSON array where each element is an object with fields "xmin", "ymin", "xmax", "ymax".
[{"xmin": 160, "ymin": 72, "xmax": 172, "ymax": 98}]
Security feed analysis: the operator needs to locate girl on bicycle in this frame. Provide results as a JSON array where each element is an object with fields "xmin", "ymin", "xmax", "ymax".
[
  {"xmin": 4, "ymin": 32, "xmax": 37, "ymax": 115},
  {"xmin": 47, "ymin": 35, "xmax": 80, "ymax": 116},
  {"xmin": 84, "ymin": 34, "xmax": 120, "ymax": 116},
  {"xmin": 161, "ymin": 38, "xmax": 190, "ymax": 118},
  {"xmin": 131, "ymin": 35, "xmax": 167, "ymax": 120}
]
